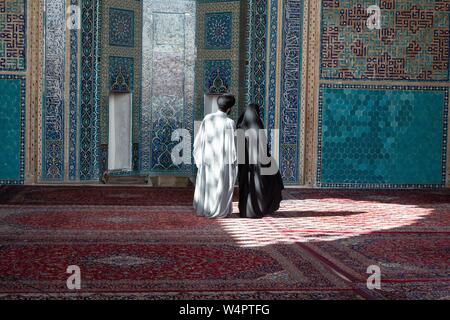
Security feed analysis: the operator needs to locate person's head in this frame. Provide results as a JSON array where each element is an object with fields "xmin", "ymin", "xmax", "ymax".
[
  {"xmin": 239, "ymin": 103, "xmax": 262, "ymax": 126},
  {"xmin": 217, "ymin": 94, "xmax": 236, "ymax": 114},
  {"xmin": 247, "ymin": 103, "xmax": 261, "ymax": 118}
]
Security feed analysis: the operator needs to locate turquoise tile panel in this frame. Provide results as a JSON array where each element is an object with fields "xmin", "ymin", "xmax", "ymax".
[
  {"xmin": 318, "ymin": 85, "xmax": 448, "ymax": 187},
  {"xmin": 0, "ymin": 77, "xmax": 25, "ymax": 184}
]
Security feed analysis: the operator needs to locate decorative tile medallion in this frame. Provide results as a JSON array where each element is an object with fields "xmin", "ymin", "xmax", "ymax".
[
  {"xmin": 205, "ymin": 12, "xmax": 232, "ymax": 50},
  {"xmin": 109, "ymin": 7, "xmax": 135, "ymax": 47}
]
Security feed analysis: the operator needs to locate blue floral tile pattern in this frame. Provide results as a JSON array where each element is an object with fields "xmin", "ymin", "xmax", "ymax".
[{"xmin": 205, "ymin": 12, "xmax": 232, "ymax": 50}]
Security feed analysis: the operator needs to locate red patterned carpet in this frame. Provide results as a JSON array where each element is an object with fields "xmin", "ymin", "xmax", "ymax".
[{"xmin": 0, "ymin": 186, "xmax": 449, "ymax": 300}]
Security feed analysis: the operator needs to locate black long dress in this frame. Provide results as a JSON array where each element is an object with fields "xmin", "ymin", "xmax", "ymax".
[{"xmin": 236, "ymin": 105, "xmax": 284, "ymax": 218}]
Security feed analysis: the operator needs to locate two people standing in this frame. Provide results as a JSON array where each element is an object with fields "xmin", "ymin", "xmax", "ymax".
[{"xmin": 193, "ymin": 94, "xmax": 284, "ymax": 219}]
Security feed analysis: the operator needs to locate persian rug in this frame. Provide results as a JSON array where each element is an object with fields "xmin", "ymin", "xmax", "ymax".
[
  {"xmin": 0, "ymin": 186, "xmax": 196, "ymax": 206},
  {"xmin": 0, "ymin": 187, "xmax": 448, "ymax": 300}
]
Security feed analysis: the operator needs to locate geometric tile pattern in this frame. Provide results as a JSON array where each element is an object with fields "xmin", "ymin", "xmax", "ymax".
[
  {"xmin": 109, "ymin": 7, "xmax": 135, "ymax": 47},
  {"xmin": 279, "ymin": 0, "xmax": 304, "ymax": 184},
  {"xmin": 321, "ymin": 0, "xmax": 450, "ymax": 81},
  {"xmin": 0, "ymin": 75, "xmax": 25, "ymax": 185},
  {"xmin": 247, "ymin": 0, "xmax": 305, "ymax": 185},
  {"xmin": 247, "ymin": 0, "xmax": 267, "ymax": 116},
  {"xmin": 0, "ymin": 0, "xmax": 26, "ymax": 71},
  {"xmin": 33, "ymin": 0, "xmax": 448, "ymax": 188},
  {"xmin": 79, "ymin": 0, "xmax": 101, "ymax": 181},
  {"xmin": 204, "ymin": 12, "xmax": 232, "ymax": 50},
  {"xmin": 43, "ymin": 0, "xmax": 66, "ymax": 181},
  {"xmin": 266, "ymin": 0, "xmax": 279, "ymax": 149},
  {"xmin": 318, "ymin": 84, "xmax": 449, "ymax": 188},
  {"xmin": 69, "ymin": 0, "xmax": 80, "ymax": 180}
]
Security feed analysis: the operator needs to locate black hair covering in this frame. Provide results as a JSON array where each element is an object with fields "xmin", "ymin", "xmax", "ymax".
[
  {"xmin": 236, "ymin": 103, "xmax": 284, "ymax": 219},
  {"xmin": 217, "ymin": 94, "xmax": 236, "ymax": 111},
  {"xmin": 237, "ymin": 103, "xmax": 263, "ymax": 130}
]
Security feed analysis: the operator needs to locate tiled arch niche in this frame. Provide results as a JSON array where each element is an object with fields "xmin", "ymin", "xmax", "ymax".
[{"xmin": 11, "ymin": 0, "xmax": 450, "ymax": 188}]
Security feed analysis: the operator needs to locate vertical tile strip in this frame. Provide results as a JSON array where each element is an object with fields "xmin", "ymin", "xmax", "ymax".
[
  {"xmin": 279, "ymin": 0, "xmax": 303, "ymax": 185},
  {"xmin": 43, "ymin": 0, "xmax": 66, "ymax": 181},
  {"xmin": 68, "ymin": 0, "xmax": 79, "ymax": 180}
]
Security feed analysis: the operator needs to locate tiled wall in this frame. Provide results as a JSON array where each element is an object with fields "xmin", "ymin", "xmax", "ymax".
[
  {"xmin": 318, "ymin": 85, "xmax": 448, "ymax": 188},
  {"xmin": 40, "ymin": 0, "xmax": 141, "ymax": 182},
  {"xmin": 321, "ymin": 0, "xmax": 449, "ymax": 81},
  {"xmin": 317, "ymin": 0, "xmax": 450, "ymax": 188},
  {"xmin": 11, "ymin": 0, "xmax": 450, "ymax": 187},
  {"xmin": 99, "ymin": 0, "xmax": 142, "ymax": 175},
  {"xmin": 247, "ymin": 0, "xmax": 306, "ymax": 185},
  {"xmin": 0, "ymin": 0, "xmax": 26, "ymax": 185},
  {"xmin": 246, "ymin": 0, "xmax": 449, "ymax": 187},
  {"xmin": 0, "ymin": 75, "xmax": 26, "ymax": 184},
  {"xmin": 38, "ymin": 0, "xmax": 247, "ymax": 183},
  {"xmin": 140, "ymin": 0, "xmax": 196, "ymax": 175},
  {"xmin": 0, "ymin": 0, "xmax": 26, "ymax": 71},
  {"xmin": 42, "ymin": 0, "xmax": 66, "ymax": 181},
  {"xmin": 195, "ymin": 0, "xmax": 244, "ymax": 121},
  {"xmin": 41, "ymin": 0, "xmax": 102, "ymax": 182}
]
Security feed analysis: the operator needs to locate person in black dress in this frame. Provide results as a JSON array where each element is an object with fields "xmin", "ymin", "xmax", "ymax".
[{"xmin": 236, "ymin": 104, "xmax": 284, "ymax": 218}]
